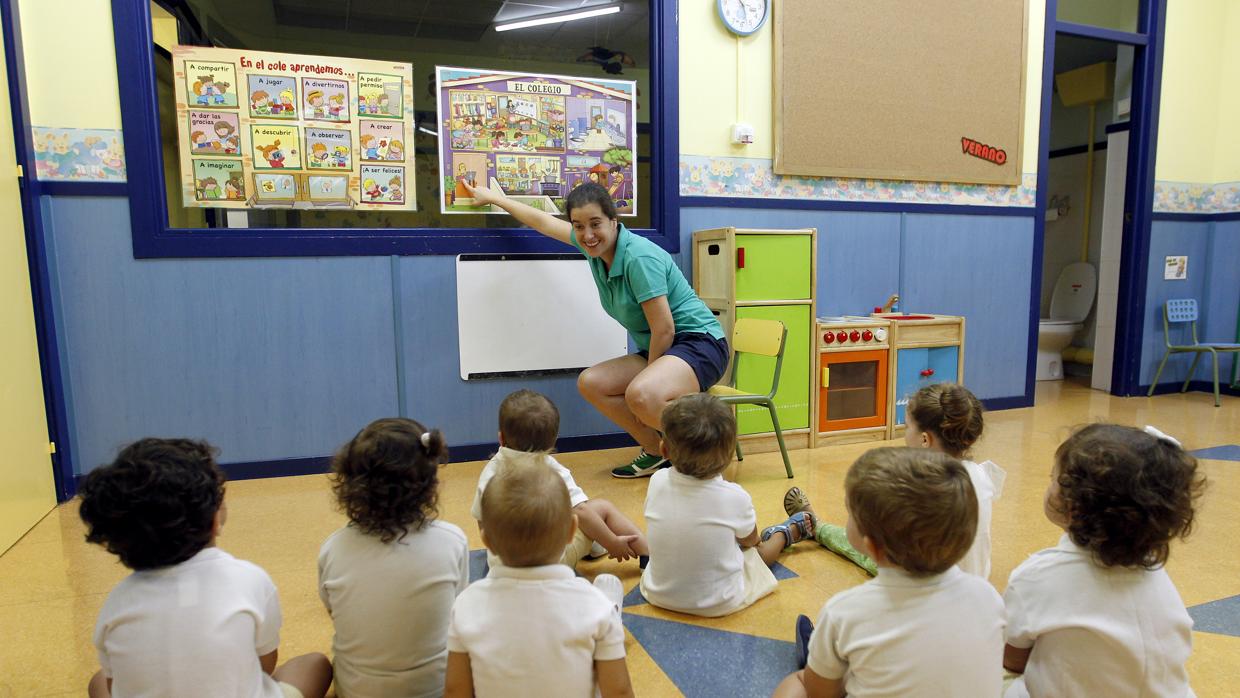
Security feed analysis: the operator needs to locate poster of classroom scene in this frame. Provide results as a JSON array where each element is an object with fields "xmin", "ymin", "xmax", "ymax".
[
  {"xmin": 436, "ymin": 67, "xmax": 637, "ymax": 216},
  {"xmin": 171, "ymin": 45, "xmax": 415, "ymax": 211}
]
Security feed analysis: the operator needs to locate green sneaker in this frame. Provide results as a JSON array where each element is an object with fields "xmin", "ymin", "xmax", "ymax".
[{"xmin": 611, "ymin": 450, "xmax": 669, "ymax": 479}]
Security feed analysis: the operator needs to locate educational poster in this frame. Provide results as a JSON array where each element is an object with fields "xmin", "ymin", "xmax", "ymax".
[
  {"xmin": 436, "ymin": 66, "xmax": 636, "ymax": 216},
  {"xmin": 358, "ymin": 73, "xmax": 403, "ymax": 118},
  {"xmin": 187, "ymin": 110, "xmax": 240, "ymax": 155},
  {"xmin": 302, "ymin": 77, "xmax": 349, "ymax": 122},
  {"xmin": 359, "ymin": 120, "xmax": 402, "ymax": 161},
  {"xmin": 185, "ymin": 61, "xmax": 238, "ymax": 108},
  {"xmin": 250, "ymin": 124, "xmax": 301, "ymax": 170},
  {"xmin": 247, "ymin": 75, "xmax": 297, "ymax": 118},
  {"xmin": 172, "ymin": 45, "xmax": 415, "ymax": 210},
  {"xmin": 305, "ymin": 127, "xmax": 352, "ymax": 169},
  {"xmin": 192, "ymin": 159, "xmax": 245, "ymax": 201},
  {"xmin": 360, "ymin": 164, "xmax": 406, "ymax": 204}
]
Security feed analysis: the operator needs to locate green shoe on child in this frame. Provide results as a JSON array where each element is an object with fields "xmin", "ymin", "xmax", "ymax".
[{"xmin": 816, "ymin": 523, "xmax": 878, "ymax": 576}]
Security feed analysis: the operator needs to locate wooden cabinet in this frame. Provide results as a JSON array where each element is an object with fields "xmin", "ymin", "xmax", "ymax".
[
  {"xmin": 874, "ymin": 314, "xmax": 966, "ymax": 434},
  {"xmin": 694, "ymin": 228, "xmax": 817, "ymax": 451}
]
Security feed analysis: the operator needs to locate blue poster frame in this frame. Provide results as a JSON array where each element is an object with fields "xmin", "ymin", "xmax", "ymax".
[{"xmin": 110, "ymin": 0, "xmax": 680, "ymax": 258}]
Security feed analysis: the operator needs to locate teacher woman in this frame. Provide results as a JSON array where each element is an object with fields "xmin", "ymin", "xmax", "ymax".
[{"xmin": 465, "ymin": 181, "xmax": 729, "ymax": 478}]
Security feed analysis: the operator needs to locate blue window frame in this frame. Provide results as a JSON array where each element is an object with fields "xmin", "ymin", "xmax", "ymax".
[{"xmin": 110, "ymin": 0, "xmax": 680, "ymax": 257}]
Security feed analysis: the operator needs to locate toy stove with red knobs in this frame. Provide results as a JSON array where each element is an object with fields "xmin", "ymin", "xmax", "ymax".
[{"xmin": 815, "ymin": 317, "xmax": 892, "ymax": 445}]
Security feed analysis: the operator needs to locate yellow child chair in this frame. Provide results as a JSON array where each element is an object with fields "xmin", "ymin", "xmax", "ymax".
[
  {"xmin": 1147, "ymin": 299, "xmax": 1240, "ymax": 407},
  {"xmin": 708, "ymin": 318, "xmax": 794, "ymax": 478}
]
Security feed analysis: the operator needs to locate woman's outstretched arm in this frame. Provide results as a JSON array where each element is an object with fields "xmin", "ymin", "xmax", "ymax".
[{"xmin": 463, "ymin": 181, "xmax": 573, "ymax": 246}]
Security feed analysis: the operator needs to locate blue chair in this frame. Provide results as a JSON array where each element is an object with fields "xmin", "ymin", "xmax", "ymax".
[{"xmin": 1147, "ymin": 299, "xmax": 1240, "ymax": 407}]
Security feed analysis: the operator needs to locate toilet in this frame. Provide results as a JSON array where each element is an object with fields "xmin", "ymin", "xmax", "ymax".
[{"xmin": 1037, "ymin": 262, "xmax": 1097, "ymax": 381}]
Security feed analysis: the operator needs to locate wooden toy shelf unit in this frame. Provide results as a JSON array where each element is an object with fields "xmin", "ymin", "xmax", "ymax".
[
  {"xmin": 873, "ymin": 313, "xmax": 966, "ymax": 437},
  {"xmin": 693, "ymin": 228, "xmax": 818, "ymax": 454}
]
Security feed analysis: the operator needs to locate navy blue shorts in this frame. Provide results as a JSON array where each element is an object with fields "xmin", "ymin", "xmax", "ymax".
[{"xmin": 638, "ymin": 332, "xmax": 731, "ymax": 392}]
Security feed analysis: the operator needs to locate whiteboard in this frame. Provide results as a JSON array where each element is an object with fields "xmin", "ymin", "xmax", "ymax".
[{"xmin": 456, "ymin": 254, "xmax": 629, "ymax": 380}]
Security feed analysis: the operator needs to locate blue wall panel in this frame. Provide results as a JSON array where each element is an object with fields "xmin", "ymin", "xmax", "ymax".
[
  {"xmin": 1204, "ymin": 221, "xmax": 1240, "ymax": 351},
  {"xmin": 394, "ymin": 255, "xmax": 618, "ymax": 447},
  {"xmin": 679, "ymin": 208, "xmax": 902, "ymax": 316},
  {"xmin": 1141, "ymin": 220, "xmax": 1212, "ymax": 385},
  {"xmin": 901, "ymin": 214, "xmax": 1035, "ymax": 400},
  {"xmin": 44, "ymin": 197, "xmax": 400, "ymax": 474}
]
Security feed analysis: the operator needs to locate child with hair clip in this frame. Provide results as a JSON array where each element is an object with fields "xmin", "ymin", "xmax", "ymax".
[
  {"xmin": 1002, "ymin": 423, "xmax": 1205, "ymax": 698},
  {"xmin": 318, "ymin": 418, "xmax": 469, "ymax": 698},
  {"xmin": 81, "ymin": 438, "xmax": 332, "ymax": 698},
  {"xmin": 447, "ymin": 461, "xmax": 633, "ymax": 697},
  {"xmin": 783, "ymin": 382, "xmax": 1005, "ymax": 579},
  {"xmin": 472, "ymin": 389, "xmax": 649, "ymax": 571},
  {"xmin": 774, "ymin": 447, "xmax": 1005, "ymax": 698}
]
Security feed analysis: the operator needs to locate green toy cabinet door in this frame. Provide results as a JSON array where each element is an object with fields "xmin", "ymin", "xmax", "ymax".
[
  {"xmin": 734, "ymin": 304, "xmax": 811, "ymax": 435},
  {"xmin": 734, "ymin": 234, "xmax": 812, "ymax": 301}
]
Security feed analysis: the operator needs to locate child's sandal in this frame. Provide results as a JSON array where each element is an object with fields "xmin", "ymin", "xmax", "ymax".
[
  {"xmin": 783, "ymin": 486, "xmax": 811, "ymax": 517},
  {"xmin": 760, "ymin": 511, "xmax": 817, "ymax": 546}
]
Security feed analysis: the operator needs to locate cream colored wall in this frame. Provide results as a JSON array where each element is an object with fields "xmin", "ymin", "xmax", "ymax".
[
  {"xmin": 18, "ymin": 0, "xmax": 122, "ymax": 129},
  {"xmin": 679, "ymin": 0, "xmax": 1046, "ymax": 175},
  {"xmin": 1213, "ymin": 1, "xmax": 1240, "ymax": 182},
  {"xmin": 1154, "ymin": 0, "xmax": 1224, "ymax": 183}
]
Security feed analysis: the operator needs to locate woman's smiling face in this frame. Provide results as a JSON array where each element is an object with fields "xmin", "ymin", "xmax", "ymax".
[{"xmin": 570, "ymin": 202, "xmax": 618, "ymax": 260}]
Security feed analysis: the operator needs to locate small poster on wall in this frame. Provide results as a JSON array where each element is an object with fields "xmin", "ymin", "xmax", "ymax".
[
  {"xmin": 435, "ymin": 66, "xmax": 637, "ymax": 216},
  {"xmin": 1164, "ymin": 256, "xmax": 1188, "ymax": 280},
  {"xmin": 172, "ymin": 45, "xmax": 415, "ymax": 210}
]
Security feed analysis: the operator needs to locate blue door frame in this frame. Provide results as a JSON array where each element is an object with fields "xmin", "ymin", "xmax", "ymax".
[{"xmin": 1033, "ymin": 0, "xmax": 1166, "ymax": 400}]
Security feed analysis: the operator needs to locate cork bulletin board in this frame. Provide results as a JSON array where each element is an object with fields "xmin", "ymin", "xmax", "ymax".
[{"xmin": 773, "ymin": 0, "xmax": 1028, "ymax": 185}]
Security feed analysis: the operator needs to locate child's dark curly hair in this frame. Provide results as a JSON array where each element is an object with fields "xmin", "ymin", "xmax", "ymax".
[
  {"xmin": 1052, "ymin": 423, "xmax": 1206, "ymax": 569},
  {"xmin": 78, "ymin": 438, "xmax": 225, "ymax": 570},
  {"xmin": 331, "ymin": 418, "xmax": 446, "ymax": 544}
]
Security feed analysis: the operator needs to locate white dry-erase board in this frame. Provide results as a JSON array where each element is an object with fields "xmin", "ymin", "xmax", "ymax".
[{"xmin": 456, "ymin": 254, "xmax": 629, "ymax": 380}]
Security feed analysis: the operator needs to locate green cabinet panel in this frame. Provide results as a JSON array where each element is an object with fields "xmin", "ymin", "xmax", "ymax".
[
  {"xmin": 734, "ymin": 304, "xmax": 811, "ymax": 434},
  {"xmin": 734, "ymin": 235, "xmax": 812, "ymax": 301}
]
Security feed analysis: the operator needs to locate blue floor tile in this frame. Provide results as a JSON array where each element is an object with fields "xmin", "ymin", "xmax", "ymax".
[
  {"xmin": 1188, "ymin": 594, "xmax": 1240, "ymax": 637},
  {"xmin": 623, "ymin": 562, "xmax": 797, "ymax": 608},
  {"xmin": 469, "ymin": 549, "xmax": 489, "ymax": 583},
  {"xmin": 623, "ymin": 613, "xmax": 799, "ymax": 697},
  {"xmin": 1190, "ymin": 445, "xmax": 1240, "ymax": 462}
]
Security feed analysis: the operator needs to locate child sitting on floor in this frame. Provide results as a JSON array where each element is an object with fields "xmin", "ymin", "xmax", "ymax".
[
  {"xmin": 775, "ymin": 447, "xmax": 1005, "ymax": 698},
  {"xmin": 1003, "ymin": 424, "xmax": 1204, "ymax": 698},
  {"xmin": 640, "ymin": 393, "xmax": 816, "ymax": 617},
  {"xmin": 318, "ymin": 418, "xmax": 469, "ymax": 697},
  {"xmin": 472, "ymin": 389, "xmax": 648, "ymax": 570},
  {"xmin": 784, "ymin": 382, "xmax": 1004, "ymax": 579},
  {"xmin": 80, "ymin": 438, "xmax": 332, "ymax": 698},
  {"xmin": 446, "ymin": 461, "xmax": 633, "ymax": 697}
]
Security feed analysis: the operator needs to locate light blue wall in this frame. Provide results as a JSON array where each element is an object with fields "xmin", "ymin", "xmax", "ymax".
[
  {"xmin": 679, "ymin": 207, "xmax": 1035, "ymax": 401},
  {"xmin": 43, "ymin": 196, "xmax": 609, "ymax": 475},
  {"xmin": 1141, "ymin": 219, "xmax": 1240, "ymax": 386}
]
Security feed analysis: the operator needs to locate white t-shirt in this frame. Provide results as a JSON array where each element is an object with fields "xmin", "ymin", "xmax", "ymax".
[
  {"xmin": 318, "ymin": 520, "xmax": 470, "ymax": 698},
  {"xmin": 1004, "ymin": 534, "xmax": 1196, "ymax": 698},
  {"xmin": 470, "ymin": 447, "xmax": 590, "ymax": 521},
  {"xmin": 92, "ymin": 547, "xmax": 285, "ymax": 698},
  {"xmin": 959, "ymin": 459, "xmax": 1006, "ymax": 579},
  {"xmin": 447, "ymin": 564, "xmax": 625, "ymax": 697},
  {"xmin": 807, "ymin": 565, "xmax": 1005, "ymax": 697},
  {"xmin": 640, "ymin": 468, "xmax": 756, "ymax": 616}
]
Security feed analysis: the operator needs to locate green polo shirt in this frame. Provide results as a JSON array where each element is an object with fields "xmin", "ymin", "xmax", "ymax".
[{"xmin": 571, "ymin": 224, "xmax": 724, "ymax": 351}]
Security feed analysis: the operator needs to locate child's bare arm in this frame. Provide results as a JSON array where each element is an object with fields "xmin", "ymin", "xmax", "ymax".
[
  {"xmin": 1004, "ymin": 643, "xmax": 1032, "ymax": 674},
  {"xmin": 444, "ymin": 651, "xmax": 475, "ymax": 698},
  {"xmin": 738, "ymin": 526, "xmax": 761, "ymax": 549},
  {"xmin": 596, "ymin": 658, "xmax": 636, "ymax": 698},
  {"xmin": 803, "ymin": 667, "xmax": 846, "ymax": 698},
  {"xmin": 259, "ymin": 649, "xmax": 278, "ymax": 675}
]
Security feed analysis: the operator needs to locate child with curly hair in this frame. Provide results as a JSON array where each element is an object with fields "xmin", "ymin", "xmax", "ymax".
[
  {"xmin": 318, "ymin": 418, "xmax": 469, "ymax": 698},
  {"xmin": 783, "ymin": 382, "xmax": 1004, "ymax": 579},
  {"xmin": 1002, "ymin": 424, "xmax": 1205, "ymax": 698},
  {"xmin": 81, "ymin": 438, "xmax": 332, "ymax": 698}
]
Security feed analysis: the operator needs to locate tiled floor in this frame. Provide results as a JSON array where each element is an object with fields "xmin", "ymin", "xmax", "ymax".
[{"xmin": 2, "ymin": 380, "xmax": 1238, "ymax": 696}]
